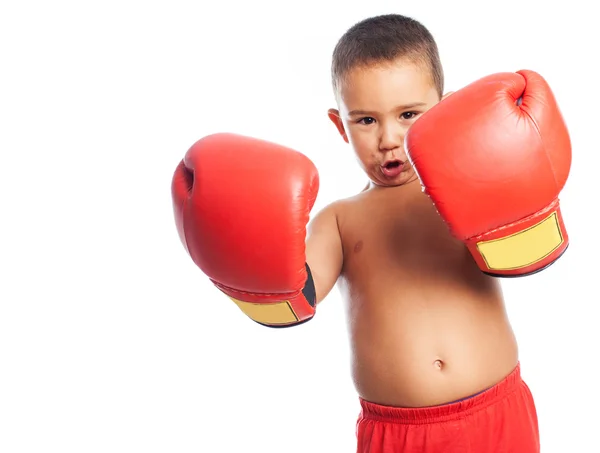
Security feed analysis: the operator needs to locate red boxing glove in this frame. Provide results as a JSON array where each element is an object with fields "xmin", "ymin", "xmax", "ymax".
[
  {"xmin": 172, "ymin": 133, "xmax": 320, "ymax": 326},
  {"xmin": 405, "ymin": 70, "xmax": 571, "ymax": 277}
]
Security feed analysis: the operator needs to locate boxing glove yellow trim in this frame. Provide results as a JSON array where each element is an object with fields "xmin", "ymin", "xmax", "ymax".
[
  {"xmin": 229, "ymin": 298, "xmax": 299, "ymax": 326},
  {"xmin": 476, "ymin": 212, "xmax": 563, "ymax": 271}
]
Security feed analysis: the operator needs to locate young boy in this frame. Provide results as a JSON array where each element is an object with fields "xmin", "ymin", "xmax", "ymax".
[
  {"xmin": 320, "ymin": 14, "xmax": 539, "ymax": 451},
  {"xmin": 173, "ymin": 12, "xmax": 569, "ymax": 453}
]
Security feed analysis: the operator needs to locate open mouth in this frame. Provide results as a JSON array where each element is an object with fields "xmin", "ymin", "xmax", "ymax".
[{"xmin": 381, "ymin": 160, "xmax": 404, "ymax": 177}]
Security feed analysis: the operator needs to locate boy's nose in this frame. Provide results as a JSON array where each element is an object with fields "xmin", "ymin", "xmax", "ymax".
[{"xmin": 379, "ymin": 125, "xmax": 404, "ymax": 152}]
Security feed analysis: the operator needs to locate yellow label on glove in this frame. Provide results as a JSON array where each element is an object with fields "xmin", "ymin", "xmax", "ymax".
[
  {"xmin": 229, "ymin": 298, "xmax": 299, "ymax": 326},
  {"xmin": 477, "ymin": 212, "xmax": 564, "ymax": 270}
]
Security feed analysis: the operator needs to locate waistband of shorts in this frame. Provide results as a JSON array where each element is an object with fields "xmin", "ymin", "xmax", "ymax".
[{"xmin": 359, "ymin": 362, "xmax": 522, "ymax": 425}]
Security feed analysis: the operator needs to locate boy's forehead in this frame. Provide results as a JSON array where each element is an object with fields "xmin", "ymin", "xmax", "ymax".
[{"xmin": 336, "ymin": 58, "xmax": 437, "ymax": 111}]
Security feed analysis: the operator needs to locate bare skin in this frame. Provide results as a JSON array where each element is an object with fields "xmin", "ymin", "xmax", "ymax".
[
  {"xmin": 305, "ymin": 58, "xmax": 519, "ymax": 408},
  {"xmin": 336, "ymin": 180, "xmax": 517, "ymax": 407}
]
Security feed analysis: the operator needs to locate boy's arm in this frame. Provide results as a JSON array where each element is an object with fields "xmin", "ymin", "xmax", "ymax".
[{"xmin": 305, "ymin": 202, "xmax": 344, "ymax": 305}]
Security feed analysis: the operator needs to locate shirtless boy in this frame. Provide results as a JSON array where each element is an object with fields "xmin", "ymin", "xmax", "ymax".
[{"xmin": 172, "ymin": 13, "xmax": 570, "ymax": 453}]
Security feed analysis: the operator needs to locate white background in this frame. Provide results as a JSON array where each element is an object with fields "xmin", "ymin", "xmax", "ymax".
[{"xmin": 1, "ymin": 0, "xmax": 598, "ymax": 452}]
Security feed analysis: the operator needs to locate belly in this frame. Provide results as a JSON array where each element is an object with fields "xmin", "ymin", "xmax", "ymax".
[{"xmin": 343, "ymin": 282, "xmax": 519, "ymax": 407}]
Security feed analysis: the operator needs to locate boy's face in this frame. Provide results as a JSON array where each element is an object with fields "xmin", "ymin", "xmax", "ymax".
[{"xmin": 329, "ymin": 58, "xmax": 443, "ymax": 188}]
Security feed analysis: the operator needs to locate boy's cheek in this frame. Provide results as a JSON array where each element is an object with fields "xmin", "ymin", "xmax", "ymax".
[{"xmin": 348, "ymin": 129, "xmax": 375, "ymax": 150}]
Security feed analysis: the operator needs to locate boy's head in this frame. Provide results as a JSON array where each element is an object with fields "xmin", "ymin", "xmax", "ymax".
[{"xmin": 328, "ymin": 14, "xmax": 448, "ymax": 188}]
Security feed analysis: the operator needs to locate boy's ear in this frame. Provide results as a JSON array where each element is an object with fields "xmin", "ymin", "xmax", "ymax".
[
  {"xmin": 441, "ymin": 91, "xmax": 455, "ymax": 101},
  {"xmin": 327, "ymin": 108, "xmax": 349, "ymax": 143}
]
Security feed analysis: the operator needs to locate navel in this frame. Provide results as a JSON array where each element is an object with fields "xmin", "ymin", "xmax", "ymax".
[
  {"xmin": 433, "ymin": 359, "xmax": 444, "ymax": 370},
  {"xmin": 354, "ymin": 240, "xmax": 363, "ymax": 253}
]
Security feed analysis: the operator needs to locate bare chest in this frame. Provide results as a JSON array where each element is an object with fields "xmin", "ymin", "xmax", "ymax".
[{"xmin": 337, "ymin": 187, "xmax": 483, "ymax": 286}]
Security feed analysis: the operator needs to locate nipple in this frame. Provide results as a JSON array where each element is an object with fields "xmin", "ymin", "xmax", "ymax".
[{"xmin": 354, "ymin": 240, "xmax": 363, "ymax": 253}]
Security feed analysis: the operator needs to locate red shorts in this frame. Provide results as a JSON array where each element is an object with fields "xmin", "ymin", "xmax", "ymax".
[{"xmin": 356, "ymin": 363, "xmax": 539, "ymax": 452}]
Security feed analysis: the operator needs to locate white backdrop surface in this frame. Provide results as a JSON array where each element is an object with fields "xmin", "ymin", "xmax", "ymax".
[{"xmin": 1, "ymin": 1, "xmax": 597, "ymax": 452}]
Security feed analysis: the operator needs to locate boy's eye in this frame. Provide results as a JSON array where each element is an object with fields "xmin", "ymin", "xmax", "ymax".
[
  {"xmin": 401, "ymin": 112, "xmax": 417, "ymax": 120},
  {"xmin": 358, "ymin": 117, "xmax": 376, "ymax": 125}
]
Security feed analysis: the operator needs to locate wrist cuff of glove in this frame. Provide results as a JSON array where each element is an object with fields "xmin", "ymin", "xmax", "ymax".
[
  {"xmin": 466, "ymin": 199, "xmax": 568, "ymax": 277},
  {"xmin": 215, "ymin": 264, "xmax": 317, "ymax": 327}
]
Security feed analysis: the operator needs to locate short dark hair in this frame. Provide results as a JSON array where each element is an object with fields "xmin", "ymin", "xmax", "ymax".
[{"xmin": 331, "ymin": 14, "xmax": 444, "ymax": 98}]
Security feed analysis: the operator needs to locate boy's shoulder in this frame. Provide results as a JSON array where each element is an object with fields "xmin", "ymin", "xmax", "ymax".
[
  {"xmin": 324, "ymin": 181, "xmax": 419, "ymax": 222},
  {"xmin": 312, "ymin": 183, "xmax": 375, "ymax": 224}
]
